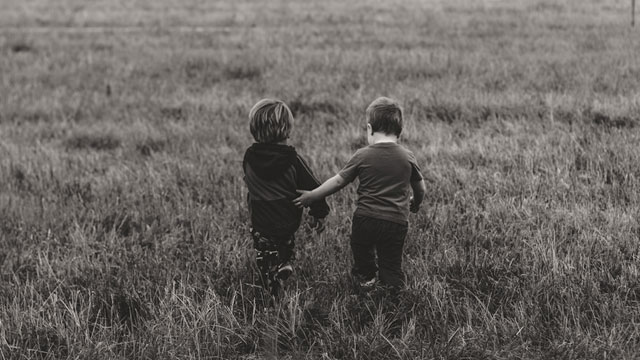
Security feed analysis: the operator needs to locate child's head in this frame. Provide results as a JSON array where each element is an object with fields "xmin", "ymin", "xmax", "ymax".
[
  {"xmin": 249, "ymin": 99, "xmax": 294, "ymax": 143},
  {"xmin": 366, "ymin": 97, "xmax": 403, "ymax": 137}
]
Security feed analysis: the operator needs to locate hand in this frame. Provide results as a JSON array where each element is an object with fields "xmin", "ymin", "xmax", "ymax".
[
  {"xmin": 293, "ymin": 189, "xmax": 315, "ymax": 208},
  {"xmin": 409, "ymin": 196, "xmax": 420, "ymax": 213},
  {"xmin": 308, "ymin": 216, "xmax": 325, "ymax": 234}
]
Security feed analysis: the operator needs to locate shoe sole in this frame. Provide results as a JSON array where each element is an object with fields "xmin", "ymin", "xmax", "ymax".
[
  {"xmin": 359, "ymin": 279, "xmax": 376, "ymax": 288},
  {"xmin": 277, "ymin": 267, "xmax": 293, "ymax": 281}
]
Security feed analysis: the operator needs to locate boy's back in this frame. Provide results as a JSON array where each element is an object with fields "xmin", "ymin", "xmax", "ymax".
[
  {"xmin": 243, "ymin": 142, "xmax": 328, "ymax": 238},
  {"xmin": 243, "ymin": 98, "xmax": 329, "ymax": 296},
  {"xmin": 339, "ymin": 142, "xmax": 422, "ymax": 225},
  {"xmin": 293, "ymin": 97, "xmax": 426, "ymax": 290}
]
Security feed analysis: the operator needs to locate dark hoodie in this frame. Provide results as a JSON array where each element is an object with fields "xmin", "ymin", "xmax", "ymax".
[{"xmin": 243, "ymin": 143, "xmax": 330, "ymax": 238}]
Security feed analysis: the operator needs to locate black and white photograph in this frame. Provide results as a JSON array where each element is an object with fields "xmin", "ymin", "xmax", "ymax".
[{"xmin": 1, "ymin": 0, "xmax": 640, "ymax": 358}]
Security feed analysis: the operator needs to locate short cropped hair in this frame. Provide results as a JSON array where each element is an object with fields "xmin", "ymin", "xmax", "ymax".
[
  {"xmin": 249, "ymin": 99, "xmax": 294, "ymax": 143},
  {"xmin": 366, "ymin": 97, "xmax": 403, "ymax": 137}
]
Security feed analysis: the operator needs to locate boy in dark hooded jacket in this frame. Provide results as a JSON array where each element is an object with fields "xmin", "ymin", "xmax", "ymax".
[{"xmin": 243, "ymin": 98, "xmax": 329, "ymax": 296}]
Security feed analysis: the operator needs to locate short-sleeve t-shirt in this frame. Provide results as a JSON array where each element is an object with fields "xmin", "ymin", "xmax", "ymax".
[{"xmin": 338, "ymin": 142, "xmax": 423, "ymax": 224}]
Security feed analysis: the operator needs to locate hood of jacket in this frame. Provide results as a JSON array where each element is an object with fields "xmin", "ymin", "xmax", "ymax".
[{"xmin": 243, "ymin": 143, "xmax": 298, "ymax": 180}]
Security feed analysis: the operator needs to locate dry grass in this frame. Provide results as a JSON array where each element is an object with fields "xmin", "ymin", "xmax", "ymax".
[{"xmin": 1, "ymin": 0, "xmax": 640, "ymax": 358}]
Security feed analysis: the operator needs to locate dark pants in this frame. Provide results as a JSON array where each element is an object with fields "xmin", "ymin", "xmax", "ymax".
[
  {"xmin": 251, "ymin": 228, "xmax": 295, "ymax": 295},
  {"xmin": 350, "ymin": 215, "xmax": 408, "ymax": 289}
]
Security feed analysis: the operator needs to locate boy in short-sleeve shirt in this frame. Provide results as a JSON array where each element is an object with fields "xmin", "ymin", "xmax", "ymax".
[
  {"xmin": 294, "ymin": 97, "xmax": 426, "ymax": 290},
  {"xmin": 339, "ymin": 143, "xmax": 423, "ymax": 225}
]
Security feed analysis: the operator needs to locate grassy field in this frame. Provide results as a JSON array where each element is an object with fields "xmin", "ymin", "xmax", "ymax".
[{"xmin": 2, "ymin": 0, "xmax": 640, "ymax": 358}]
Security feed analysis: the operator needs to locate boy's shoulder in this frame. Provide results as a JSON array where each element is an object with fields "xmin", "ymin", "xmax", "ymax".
[
  {"xmin": 243, "ymin": 143, "xmax": 300, "ymax": 177},
  {"xmin": 397, "ymin": 143, "xmax": 418, "ymax": 158},
  {"xmin": 356, "ymin": 142, "xmax": 415, "ymax": 157}
]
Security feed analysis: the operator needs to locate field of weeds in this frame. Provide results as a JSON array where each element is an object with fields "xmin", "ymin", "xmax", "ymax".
[{"xmin": 2, "ymin": 0, "xmax": 640, "ymax": 358}]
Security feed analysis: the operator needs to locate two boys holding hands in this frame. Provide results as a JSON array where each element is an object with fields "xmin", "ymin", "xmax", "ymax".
[{"xmin": 242, "ymin": 97, "xmax": 426, "ymax": 296}]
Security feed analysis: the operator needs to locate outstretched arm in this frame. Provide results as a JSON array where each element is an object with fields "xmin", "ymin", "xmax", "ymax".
[
  {"xmin": 409, "ymin": 179, "xmax": 426, "ymax": 213},
  {"xmin": 294, "ymin": 154, "xmax": 330, "ymax": 218},
  {"xmin": 293, "ymin": 174, "xmax": 348, "ymax": 208}
]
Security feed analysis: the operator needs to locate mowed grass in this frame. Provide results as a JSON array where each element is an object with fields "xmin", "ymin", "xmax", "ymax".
[{"xmin": 2, "ymin": 0, "xmax": 640, "ymax": 358}]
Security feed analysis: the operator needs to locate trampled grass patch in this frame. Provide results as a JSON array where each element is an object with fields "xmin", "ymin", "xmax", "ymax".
[
  {"xmin": 136, "ymin": 137, "xmax": 168, "ymax": 156},
  {"xmin": 4, "ymin": 39, "xmax": 36, "ymax": 54},
  {"xmin": 289, "ymin": 98, "xmax": 346, "ymax": 118},
  {"xmin": 64, "ymin": 132, "xmax": 121, "ymax": 151},
  {"xmin": 181, "ymin": 54, "xmax": 265, "ymax": 87}
]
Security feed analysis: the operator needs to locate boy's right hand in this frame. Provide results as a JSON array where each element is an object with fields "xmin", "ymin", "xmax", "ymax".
[{"xmin": 293, "ymin": 190, "xmax": 315, "ymax": 208}]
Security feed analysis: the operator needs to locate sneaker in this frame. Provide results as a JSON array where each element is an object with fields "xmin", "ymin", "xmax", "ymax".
[
  {"xmin": 359, "ymin": 277, "xmax": 376, "ymax": 289},
  {"xmin": 276, "ymin": 264, "xmax": 293, "ymax": 280}
]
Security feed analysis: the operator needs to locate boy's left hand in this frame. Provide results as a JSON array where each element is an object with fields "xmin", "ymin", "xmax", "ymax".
[
  {"xmin": 410, "ymin": 196, "xmax": 420, "ymax": 213},
  {"xmin": 308, "ymin": 217, "xmax": 325, "ymax": 234},
  {"xmin": 293, "ymin": 190, "xmax": 314, "ymax": 208}
]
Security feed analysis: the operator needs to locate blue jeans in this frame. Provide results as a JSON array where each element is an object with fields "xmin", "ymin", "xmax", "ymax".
[{"xmin": 350, "ymin": 215, "xmax": 408, "ymax": 289}]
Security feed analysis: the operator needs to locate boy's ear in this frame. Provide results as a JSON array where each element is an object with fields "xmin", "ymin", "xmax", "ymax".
[{"xmin": 366, "ymin": 123, "xmax": 373, "ymax": 135}]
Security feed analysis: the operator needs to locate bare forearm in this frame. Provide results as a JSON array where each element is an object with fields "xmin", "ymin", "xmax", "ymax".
[
  {"xmin": 309, "ymin": 174, "xmax": 347, "ymax": 201},
  {"xmin": 294, "ymin": 174, "xmax": 350, "ymax": 208},
  {"xmin": 411, "ymin": 180, "xmax": 426, "ymax": 205}
]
